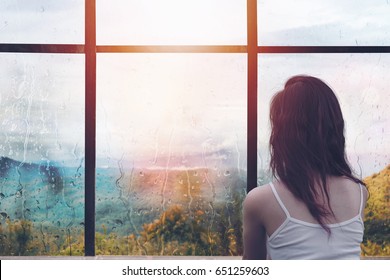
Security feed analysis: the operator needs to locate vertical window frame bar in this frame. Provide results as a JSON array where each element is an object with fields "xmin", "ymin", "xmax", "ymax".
[
  {"xmin": 85, "ymin": 0, "xmax": 96, "ymax": 257},
  {"xmin": 247, "ymin": 0, "xmax": 258, "ymax": 193}
]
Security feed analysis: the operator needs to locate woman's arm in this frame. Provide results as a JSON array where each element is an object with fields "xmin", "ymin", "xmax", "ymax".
[{"xmin": 242, "ymin": 188, "xmax": 267, "ymax": 260}]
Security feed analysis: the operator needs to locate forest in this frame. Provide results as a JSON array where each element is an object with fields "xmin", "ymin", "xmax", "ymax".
[
  {"xmin": 0, "ymin": 165, "xmax": 389, "ymax": 257},
  {"xmin": 360, "ymin": 165, "xmax": 390, "ymax": 256}
]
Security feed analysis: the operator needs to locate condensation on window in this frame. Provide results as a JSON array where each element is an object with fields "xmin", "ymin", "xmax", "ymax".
[
  {"xmin": 258, "ymin": 0, "xmax": 390, "ymax": 46},
  {"xmin": 0, "ymin": 54, "xmax": 85, "ymax": 256},
  {"xmin": 96, "ymin": 54, "xmax": 247, "ymax": 255},
  {"xmin": 0, "ymin": 0, "xmax": 84, "ymax": 44}
]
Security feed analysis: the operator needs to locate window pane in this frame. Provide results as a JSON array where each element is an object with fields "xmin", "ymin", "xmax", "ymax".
[
  {"xmin": 97, "ymin": 0, "xmax": 246, "ymax": 45},
  {"xmin": 258, "ymin": 54, "xmax": 390, "ymax": 256},
  {"xmin": 0, "ymin": 0, "xmax": 84, "ymax": 44},
  {"xmin": 258, "ymin": 0, "xmax": 390, "ymax": 46},
  {"xmin": 258, "ymin": 54, "xmax": 389, "ymax": 178},
  {"xmin": 97, "ymin": 54, "xmax": 246, "ymax": 255},
  {"xmin": 0, "ymin": 54, "xmax": 85, "ymax": 256}
]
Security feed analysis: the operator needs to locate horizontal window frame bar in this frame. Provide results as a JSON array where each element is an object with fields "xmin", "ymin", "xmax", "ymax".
[
  {"xmin": 97, "ymin": 45, "xmax": 247, "ymax": 53},
  {"xmin": 0, "ymin": 44, "xmax": 84, "ymax": 53},
  {"xmin": 258, "ymin": 46, "xmax": 390, "ymax": 53},
  {"xmin": 2, "ymin": 44, "xmax": 390, "ymax": 54}
]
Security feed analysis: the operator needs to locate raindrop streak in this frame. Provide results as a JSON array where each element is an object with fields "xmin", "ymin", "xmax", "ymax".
[
  {"xmin": 126, "ymin": 207, "xmax": 140, "ymax": 236},
  {"xmin": 21, "ymin": 67, "xmax": 35, "ymax": 165},
  {"xmin": 115, "ymin": 155, "xmax": 125, "ymax": 190},
  {"xmin": 185, "ymin": 170, "xmax": 194, "ymax": 211},
  {"xmin": 202, "ymin": 146, "xmax": 216, "ymax": 201},
  {"xmin": 235, "ymin": 133, "xmax": 242, "ymax": 177},
  {"xmin": 160, "ymin": 128, "xmax": 175, "ymax": 212}
]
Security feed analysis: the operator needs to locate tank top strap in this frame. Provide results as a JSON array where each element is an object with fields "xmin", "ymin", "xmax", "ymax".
[
  {"xmin": 358, "ymin": 184, "xmax": 364, "ymax": 216},
  {"xmin": 269, "ymin": 182, "xmax": 291, "ymax": 218}
]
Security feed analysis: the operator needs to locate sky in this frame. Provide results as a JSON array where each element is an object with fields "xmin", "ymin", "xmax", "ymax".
[
  {"xmin": 258, "ymin": 0, "xmax": 390, "ymax": 46},
  {"xmin": 0, "ymin": 0, "xmax": 389, "ymax": 177}
]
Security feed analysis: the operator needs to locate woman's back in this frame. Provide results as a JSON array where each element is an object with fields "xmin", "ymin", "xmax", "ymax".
[
  {"xmin": 242, "ymin": 76, "xmax": 368, "ymax": 260},
  {"xmin": 244, "ymin": 177, "xmax": 367, "ymax": 259}
]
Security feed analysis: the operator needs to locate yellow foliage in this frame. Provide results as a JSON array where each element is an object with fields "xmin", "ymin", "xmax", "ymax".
[
  {"xmin": 362, "ymin": 165, "xmax": 390, "ymax": 257},
  {"xmin": 363, "ymin": 165, "xmax": 390, "ymax": 220}
]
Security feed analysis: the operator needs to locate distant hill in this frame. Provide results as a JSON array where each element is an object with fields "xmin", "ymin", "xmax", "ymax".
[
  {"xmin": 362, "ymin": 165, "xmax": 390, "ymax": 249},
  {"xmin": 0, "ymin": 156, "xmax": 83, "ymax": 226},
  {"xmin": 0, "ymin": 156, "xmax": 65, "ymax": 196},
  {"xmin": 363, "ymin": 165, "xmax": 390, "ymax": 221}
]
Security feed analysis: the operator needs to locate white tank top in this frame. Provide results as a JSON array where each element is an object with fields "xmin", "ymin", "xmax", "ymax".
[{"xmin": 267, "ymin": 182, "xmax": 364, "ymax": 260}]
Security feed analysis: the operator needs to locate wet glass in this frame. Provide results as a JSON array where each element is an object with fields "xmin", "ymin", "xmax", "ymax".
[
  {"xmin": 96, "ymin": 53, "xmax": 247, "ymax": 255},
  {"xmin": 0, "ymin": 54, "xmax": 85, "ymax": 256},
  {"xmin": 258, "ymin": 0, "xmax": 390, "ymax": 46},
  {"xmin": 96, "ymin": 0, "xmax": 247, "ymax": 45},
  {"xmin": 0, "ymin": 0, "xmax": 84, "ymax": 44}
]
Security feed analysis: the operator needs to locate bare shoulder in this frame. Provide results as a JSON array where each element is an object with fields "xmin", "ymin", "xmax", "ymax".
[
  {"xmin": 243, "ymin": 183, "xmax": 274, "ymax": 222},
  {"xmin": 244, "ymin": 183, "xmax": 273, "ymax": 205}
]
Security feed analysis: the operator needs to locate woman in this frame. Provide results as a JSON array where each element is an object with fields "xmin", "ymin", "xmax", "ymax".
[{"xmin": 243, "ymin": 75, "xmax": 368, "ymax": 259}]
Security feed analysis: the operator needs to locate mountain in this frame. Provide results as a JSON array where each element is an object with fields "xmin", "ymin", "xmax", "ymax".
[
  {"xmin": 363, "ymin": 164, "xmax": 390, "ymax": 249},
  {"xmin": 0, "ymin": 156, "xmax": 65, "ymax": 196},
  {"xmin": 363, "ymin": 164, "xmax": 390, "ymax": 221},
  {"xmin": 0, "ymin": 156, "xmax": 83, "ymax": 227}
]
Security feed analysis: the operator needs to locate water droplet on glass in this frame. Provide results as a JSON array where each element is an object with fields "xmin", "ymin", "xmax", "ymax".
[
  {"xmin": 224, "ymin": 171, "xmax": 231, "ymax": 176},
  {"xmin": 0, "ymin": 212, "xmax": 8, "ymax": 219},
  {"xmin": 15, "ymin": 190, "xmax": 22, "ymax": 198},
  {"xmin": 0, "ymin": 193, "xmax": 5, "ymax": 199}
]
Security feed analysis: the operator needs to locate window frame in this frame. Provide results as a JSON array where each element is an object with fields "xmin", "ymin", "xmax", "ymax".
[{"xmin": 0, "ymin": 0, "xmax": 389, "ymax": 257}]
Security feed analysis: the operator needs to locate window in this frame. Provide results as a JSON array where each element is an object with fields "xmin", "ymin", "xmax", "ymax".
[
  {"xmin": 96, "ymin": 53, "xmax": 247, "ymax": 255},
  {"xmin": 0, "ymin": 0, "xmax": 84, "ymax": 44},
  {"xmin": 97, "ymin": 0, "xmax": 246, "ymax": 45},
  {"xmin": 0, "ymin": 0, "xmax": 85, "ymax": 256},
  {"xmin": 258, "ymin": 0, "xmax": 390, "ymax": 46},
  {"xmin": 258, "ymin": 54, "xmax": 390, "ymax": 179},
  {"xmin": 1, "ymin": 0, "xmax": 389, "ymax": 257}
]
